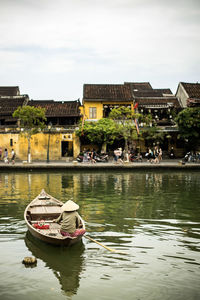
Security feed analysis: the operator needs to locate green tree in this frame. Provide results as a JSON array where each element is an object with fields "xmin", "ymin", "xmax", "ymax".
[
  {"xmin": 13, "ymin": 106, "xmax": 46, "ymax": 163},
  {"xmin": 141, "ymin": 127, "xmax": 165, "ymax": 147},
  {"xmin": 109, "ymin": 106, "xmax": 141, "ymax": 151},
  {"xmin": 76, "ymin": 118, "xmax": 119, "ymax": 150},
  {"xmin": 175, "ymin": 107, "xmax": 200, "ymax": 150}
]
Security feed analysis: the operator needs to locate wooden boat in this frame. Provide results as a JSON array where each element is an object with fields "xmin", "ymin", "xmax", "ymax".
[{"xmin": 24, "ymin": 189, "xmax": 86, "ymax": 246}]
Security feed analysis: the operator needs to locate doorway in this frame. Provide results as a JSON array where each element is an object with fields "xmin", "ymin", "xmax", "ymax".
[{"xmin": 61, "ymin": 141, "xmax": 73, "ymax": 157}]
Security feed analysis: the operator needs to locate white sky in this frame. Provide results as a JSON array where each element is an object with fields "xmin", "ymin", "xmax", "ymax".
[{"xmin": 0, "ymin": 0, "xmax": 200, "ymax": 101}]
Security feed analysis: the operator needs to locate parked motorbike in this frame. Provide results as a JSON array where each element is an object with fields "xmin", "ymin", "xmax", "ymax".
[
  {"xmin": 76, "ymin": 152, "xmax": 109, "ymax": 163},
  {"xmin": 95, "ymin": 153, "xmax": 109, "ymax": 162},
  {"xmin": 183, "ymin": 152, "xmax": 199, "ymax": 163},
  {"xmin": 129, "ymin": 153, "xmax": 143, "ymax": 162},
  {"xmin": 76, "ymin": 154, "xmax": 83, "ymax": 162}
]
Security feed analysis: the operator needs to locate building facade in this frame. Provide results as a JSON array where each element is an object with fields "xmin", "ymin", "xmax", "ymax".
[
  {"xmin": 81, "ymin": 84, "xmax": 133, "ymax": 121},
  {"xmin": 1, "ymin": 82, "xmax": 199, "ymax": 161},
  {"xmin": 0, "ymin": 87, "xmax": 81, "ymax": 161},
  {"xmin": 81, "ymin": 82, "xmax": 183, "ymax": 156}
]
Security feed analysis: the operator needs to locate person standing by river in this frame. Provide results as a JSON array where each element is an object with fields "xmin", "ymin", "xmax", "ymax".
[
  {"xmin": 114, "ymin": 148, "xmax": 119, "ymax": 163},
  {"xmin": 11, "ymin": 149, "xmax": 15, "ymax": 164},
  {"xmin": 158, "ymin": 147, "xmax": 162, "ymax": 162},
  {"xmin": 4, "ymin": 148, "xmax": 9, "ymax": 163},
  {"xmin": 114, "ymin": 148, "xmax": 123, "ymax": 163}
]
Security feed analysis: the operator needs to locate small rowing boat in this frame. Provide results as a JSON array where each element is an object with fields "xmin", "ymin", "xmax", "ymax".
[{"xmin": 24, "ymin": 189, "xmax": 85, "ymax": 246}]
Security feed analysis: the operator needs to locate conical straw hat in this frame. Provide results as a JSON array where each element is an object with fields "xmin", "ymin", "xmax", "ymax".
[{"xmin": 61, "ymin": 200, "xmax": 79, "ymax": 212}]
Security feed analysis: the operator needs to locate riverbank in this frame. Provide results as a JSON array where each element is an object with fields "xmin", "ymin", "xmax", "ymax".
[{"xmin": 0, "ymin": 159, "xmax": 200, "ymax": 170}]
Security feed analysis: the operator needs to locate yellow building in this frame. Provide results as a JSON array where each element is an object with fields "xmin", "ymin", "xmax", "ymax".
[
  {"xmin": 0, "ymin": 86, "xmax": 81, "ymax": 160},
  {"xmin": 81, "ymin": 84, "xmax": 134, "ymax": 121},
  {"xmin": 0, "ymin": 130, "xmax": 80, "ymax": 161},
  {"xmin": 79, "ymin": 83, "xmax": 135, "ymax": 152}
]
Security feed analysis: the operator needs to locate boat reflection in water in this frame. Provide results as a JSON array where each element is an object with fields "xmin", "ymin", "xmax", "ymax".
[{"xmin": 25, "ymin": 231, "xmax": 85, "ymax": 297}]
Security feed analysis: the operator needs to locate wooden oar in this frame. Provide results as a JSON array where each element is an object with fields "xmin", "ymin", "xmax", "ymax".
[{"xmin": 85, "ymin": 235, "xmax": 127, "ymax": 254}]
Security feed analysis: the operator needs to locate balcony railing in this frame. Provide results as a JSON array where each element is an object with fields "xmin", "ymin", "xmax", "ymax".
[{"xmin": 0, "ymin": 124, "xmax": 79, "ymax": 133}]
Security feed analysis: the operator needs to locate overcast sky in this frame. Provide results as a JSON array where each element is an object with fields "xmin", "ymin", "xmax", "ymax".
[{"xmin": 0, "ymin": 0, "xmax": 200, "ymax": 101}]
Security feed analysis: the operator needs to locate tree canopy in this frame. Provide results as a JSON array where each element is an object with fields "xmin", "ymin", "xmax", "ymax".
[
  {"xmin": 76, "ymin": 118, "xmax": 119, "ymax": 148},
  {"xmin": 13, "ymin": 105, "xmax": 46, "ymax": 133},
  {"xmin": 175, "ymin": 107, "xmax": 200, "ymax": 149},
  {"xmin": 109, "ymin": 106, "xmax": 142, "ymax": 151},
  {"xmin": 141, "ymin": 126, "xmax": 165, "ymax": 145},
  {"xmin": 13, "ymin": 105, "xmax": 47, "ymax": 162}
]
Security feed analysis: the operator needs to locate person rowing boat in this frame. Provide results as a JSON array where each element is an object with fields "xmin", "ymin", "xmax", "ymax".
[{"xmin": 53, "ymin": 200, "xmax": 86, "ymax": 237}]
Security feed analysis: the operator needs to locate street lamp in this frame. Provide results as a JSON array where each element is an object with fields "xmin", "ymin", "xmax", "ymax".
[{"xmin": 46, "ymin": 122, "xmax": 52, "ymax": 163}]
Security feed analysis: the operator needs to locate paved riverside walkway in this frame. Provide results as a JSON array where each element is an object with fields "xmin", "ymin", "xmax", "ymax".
[{"xmin": 0, "ymin": 159, "xmax": 200, "ymax": 170}]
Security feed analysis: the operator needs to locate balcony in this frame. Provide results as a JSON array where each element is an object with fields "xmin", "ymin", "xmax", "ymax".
[{"xmin": 0, "ymin": 124, "xmax": 79, "ymax": 134}]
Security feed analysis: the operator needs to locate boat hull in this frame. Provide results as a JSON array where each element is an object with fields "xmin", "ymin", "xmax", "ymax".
[
  {"xmin": 24, "ymin": 189, "xmax": 85, "ymax": 246},
  {"xmin": 26, "ymin": 222, "xmax": 83, "ymax": 246}
]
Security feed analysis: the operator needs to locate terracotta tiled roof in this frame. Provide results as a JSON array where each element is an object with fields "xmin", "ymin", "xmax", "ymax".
[
  {"xmin": 154, "ymin": 89, "xmax": 173, "ymax": 95},
  {"xmin": 83, "ymin": 82, "xmax": 176, "ymax": 107},
  {"xmin": 181, "ymin": 82, "xmax": 200, "ymax": 99},
  {"xmin": 136, "ymin": 97, "xmax": 181, "ymax": 108},
  {"xmin": 83, "ymin": 84, "xmax": 132, "ymax": 101},
  {"xmin": 0, "ymin": 86, "xmax": 20, "ymax": 96},
  {"xmin": 28, "ymin": 100, "xmax": 81, "ymax": 117},
  {"xmin": 0, "ymin": 96, "xmax": 28, "ymax": 116},
  {"xmin": 125, "ymin": 82, "xmax": 173, "ymax": 97},
  {"xmin": 132, "ymin": 89, "xmax": 173, "ymax": 97},
  {"xmin": 125, "ymin": 82, "xmax": 152, "ymax": 91},
  {"xmin": 133, "ymin": 90, "xmax": 162, "ymax": 97}
]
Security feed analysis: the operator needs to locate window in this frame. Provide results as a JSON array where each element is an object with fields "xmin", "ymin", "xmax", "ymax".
[
  {"xmin": 89, "ymin": 107, "xmax": 97, "ymax": 119},
  {"xmin": 10, "ymin": 139, "xmax": 13, "ymax": 146}
]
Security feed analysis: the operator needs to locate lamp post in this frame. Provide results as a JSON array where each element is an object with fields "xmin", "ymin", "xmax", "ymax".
[{"xmin": 46, "ymin": 122, "xmax": 52, "ymax": 163}]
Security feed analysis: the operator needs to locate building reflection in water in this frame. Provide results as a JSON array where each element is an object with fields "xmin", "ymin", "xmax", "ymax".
[
  {"xmin": 0, "ymin": 171, "xmax": 199, "ymax": 234},
  {"xmin": 25, "ymin": 232, "xmax": 85, "ymax": 297}
]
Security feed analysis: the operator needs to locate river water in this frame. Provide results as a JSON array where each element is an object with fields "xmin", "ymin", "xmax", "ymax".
[{"xmin": 0, "ymin": 170, "xmax": 200, "ymax": 300}]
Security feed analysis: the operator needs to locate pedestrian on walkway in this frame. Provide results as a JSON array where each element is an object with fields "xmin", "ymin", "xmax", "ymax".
[
  {"xmin": 118, "ymin": 148, "xmax": 124, "ymax": 163},
  {"xmin": 90, "ymin": 149, "xmax": 96, "ymax": 163},
  {"xmin": 153, "ymin": 146, "xmax": 159, "ymax": 164},
  {"xmin": 11, "ymin": 149, "xmax": 15, "ymax": 164},
  {"xmin": 83, "ymin": 148, "xmax": 89, "ymax": 163},
  {"xmin": 147, "ymin": 148, "xmax": 153, "ymax": 162},
  {"xmin": 158, "ymin": 147, "xmax": 162, "ymax": 162},
  {"xmin": 150, "ymin": 146, "xmax": 159, "ymax": 164},
  {"xmin": 4, "ymin": 148, "xmax": 9, "ymax": 163},
  {"xmin": 114, "ymin": 148, "xmax": 119, "ymax": 163}
]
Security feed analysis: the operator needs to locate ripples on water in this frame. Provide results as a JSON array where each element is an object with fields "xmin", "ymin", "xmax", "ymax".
[{"xmin": 0, "ymin": 170, "xmax": 200, "ymax": 300}]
